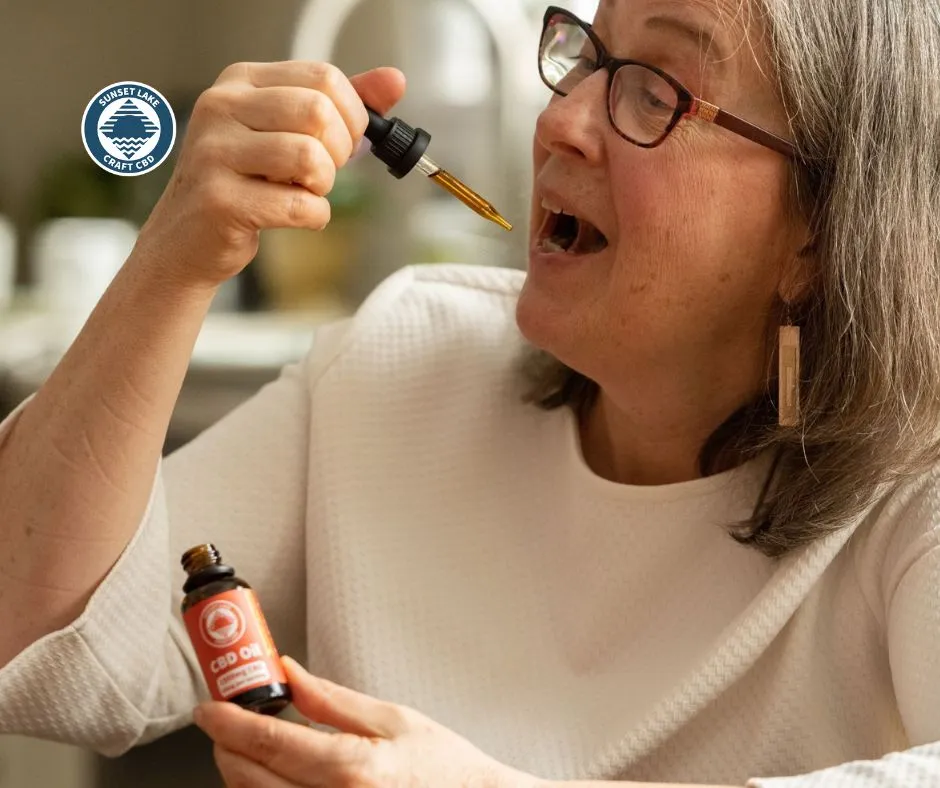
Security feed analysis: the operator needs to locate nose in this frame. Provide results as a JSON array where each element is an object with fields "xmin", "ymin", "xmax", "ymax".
[{"xmin": 535, "ymin": 70, "xmax": 608, "ymax": 165}]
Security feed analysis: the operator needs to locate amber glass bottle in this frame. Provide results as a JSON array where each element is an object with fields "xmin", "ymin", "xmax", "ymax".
[{"xmin": 181, "ymin": 544, "xmax": 291, "ymax": 715}]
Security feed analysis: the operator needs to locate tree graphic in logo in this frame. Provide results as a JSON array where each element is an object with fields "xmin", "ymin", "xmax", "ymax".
[
  {"xmin": 99, "ymin": 99, "xmax": 159, "ymax": 159},
  {"xmin": 200, "ymin": 600, "xmax": 246, "ymax": 648}
]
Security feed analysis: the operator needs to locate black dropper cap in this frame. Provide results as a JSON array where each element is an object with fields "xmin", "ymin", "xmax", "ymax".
[{"xmin": 364, "ymin": 106, "xmax": 431, "ymax": 179}]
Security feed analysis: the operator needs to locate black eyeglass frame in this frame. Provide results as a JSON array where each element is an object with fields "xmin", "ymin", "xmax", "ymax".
[{"xmin": 539, "ymin": 6, "xmax": 796, "ymax": 158}]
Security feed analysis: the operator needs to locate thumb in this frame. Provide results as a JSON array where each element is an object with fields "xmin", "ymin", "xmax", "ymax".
[
  {"xmin": 282, "ymin": 656, "xmax": 410, "ymax": 739},
  {"xmin": 350, "ymin": 66, "xmax": 407, "ymax": 117}
]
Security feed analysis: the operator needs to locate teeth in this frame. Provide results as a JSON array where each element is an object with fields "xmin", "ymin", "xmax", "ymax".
[
  {"xmin": 539, "ymin": 237, "xmax": 568, "ymax": 254},
  {"xmin": 541, "ymin": 197, "xmax": 564, "ymax": 215}
]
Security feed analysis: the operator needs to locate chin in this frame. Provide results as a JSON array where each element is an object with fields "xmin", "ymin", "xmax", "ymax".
[
  {"xmin": 515, "ymin": 275, "xmax": 578, "ymax": 361},
  {"xmin": 517, "ymin": 263, "xmax": 624, "ymax": 390}
]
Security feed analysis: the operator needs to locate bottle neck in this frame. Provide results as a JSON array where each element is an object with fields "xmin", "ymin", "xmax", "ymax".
[{"xmin": 182, "ymin": 564, "xmax": 235, "ymax": 595}]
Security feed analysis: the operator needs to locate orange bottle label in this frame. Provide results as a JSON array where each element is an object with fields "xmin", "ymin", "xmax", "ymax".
[{"xmin": 183, "ymin": 587, "xmax": 287, "ymax": 701}]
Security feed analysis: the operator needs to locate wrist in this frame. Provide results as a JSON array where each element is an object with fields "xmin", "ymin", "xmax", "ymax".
[{"xmin": 127, "ymin": 240, "xmax": 225, "ymax": 304}]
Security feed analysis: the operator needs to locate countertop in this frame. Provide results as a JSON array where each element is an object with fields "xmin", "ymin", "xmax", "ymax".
[{"xmin": 0, "ymin": 304, "xmax": 346, "ymax": 449}]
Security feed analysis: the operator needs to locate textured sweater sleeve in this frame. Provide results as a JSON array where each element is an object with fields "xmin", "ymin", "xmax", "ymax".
[
  {"xmin": 745, "ymin": 743, "xmax": 940, "ymax": 788},
  {"xmin": 746, "ymin": 475, "xmax": 940, "ymax": 788},
  {"xmin": 0, "ymin": 321, "xmax": 351, "ymax": 756}
]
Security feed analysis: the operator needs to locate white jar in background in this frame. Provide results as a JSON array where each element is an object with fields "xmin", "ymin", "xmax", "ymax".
[
  {"xmin": 31, "ymin": 218, "xmax": 139, "ymax": 341},
  {"xmin": 0, "ymin": 215, "xmax": 16, "ymax": 312}
]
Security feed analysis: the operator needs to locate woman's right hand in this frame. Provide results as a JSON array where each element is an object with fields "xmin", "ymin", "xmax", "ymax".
[{"xmin": 135, "ymin": 62, "xmax": 406, "ymax": 291}]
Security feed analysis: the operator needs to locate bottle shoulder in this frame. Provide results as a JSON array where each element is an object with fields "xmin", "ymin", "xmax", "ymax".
[{"xmin": 181, "ymin": 575, "xmax": 250, "ymax": 612}]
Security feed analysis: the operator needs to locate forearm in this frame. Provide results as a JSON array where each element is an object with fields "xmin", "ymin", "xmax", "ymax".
[{"xmin": 0, "ymin": 244, "xmax": 217, "ymax": 666}]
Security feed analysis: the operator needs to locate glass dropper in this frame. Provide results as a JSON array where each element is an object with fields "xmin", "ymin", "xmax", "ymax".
[{"xmin": 363, "ymin": 106, "xmax": 512, "ymax": 232}]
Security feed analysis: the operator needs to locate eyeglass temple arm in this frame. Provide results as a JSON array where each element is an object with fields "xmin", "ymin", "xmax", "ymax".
[{"xmin": 690, "ymin": 99, "xmax": 796, "ymax": 158}]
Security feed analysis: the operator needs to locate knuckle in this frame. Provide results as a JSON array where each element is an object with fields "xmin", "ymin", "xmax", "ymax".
[
  {"xmin": 381, "ymin": 703, "xmax": 411, "ymax": 733},
  {"xmin": 288, "ymin": 191, "xmax": 330, "ymax": 228},
  {"xmin": 287, "ymin": 191, "xmax": 310, "ymax": 224},
  {"xmin": 248, "ymin": 717, "xmax": 282, "ymax": 763},
  {"xmin": 313, "ymin": 61, "xmax": 345, "ymax": 92},
  {"xmin": 191, "ymin": 87, "xmax": 232, "ymax": 127},
  {"xmin": 191, "ymin": 89, "xmax": 217, "ymax": 120},
  {"xmin": 368, "ymin": 741, "xmax": 399, "ymax": 786},
  {"xmin": 200, "ymin": 179, "xmax": 232, "ymax": 219},
  {"xmin": 337, "ymin": 736, "xmax": 380, "ymax": 786},
  {"xmin": 218, "ymin": 61, "xmax": 250, "ymax": 82},
  {"xmin": 295, "ymin": 138, "xmax": 321, "ymax": 176},
  {"xmin": 185, "ymin": 130, "xmax": 225, "ymax": 174},
  {"xmin": 298, "ymin": 90, "xmax": 330, "ymax": 130}
]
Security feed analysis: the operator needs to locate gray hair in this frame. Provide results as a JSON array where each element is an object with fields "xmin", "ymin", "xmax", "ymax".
[{"xmin": 524, "ymin": 0, "xmax": 940, "ymax": 557}]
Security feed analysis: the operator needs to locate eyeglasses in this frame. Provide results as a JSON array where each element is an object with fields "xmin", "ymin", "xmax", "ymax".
[{"xmin": 538, "ymin": 6, "xmax": 795, "ymax": 157}]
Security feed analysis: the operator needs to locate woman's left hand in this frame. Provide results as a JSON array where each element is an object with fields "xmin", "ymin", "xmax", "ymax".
[{"xmin": 193, "ymin": 656, "xmax": 535, "ymax": 788}]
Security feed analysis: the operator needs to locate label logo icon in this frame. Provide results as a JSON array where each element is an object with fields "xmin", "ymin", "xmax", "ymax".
[
  {"xmin": 199, "ymin": 600, "xmax": 247, "ymax": 649},
  {"xmin": 81, "ymin": 81, "xmax": 176, "ymax": 177}
]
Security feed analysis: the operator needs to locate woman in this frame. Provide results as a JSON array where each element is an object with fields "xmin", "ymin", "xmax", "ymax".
[{"xmin": 0, "ymin": 0, "xmax": 938, "ymax": 786}]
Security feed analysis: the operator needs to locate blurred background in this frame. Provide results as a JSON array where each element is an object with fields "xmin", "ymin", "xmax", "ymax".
[{"xmin": 0, "ymin": 0, "xmax": 597, "ymax": 785}]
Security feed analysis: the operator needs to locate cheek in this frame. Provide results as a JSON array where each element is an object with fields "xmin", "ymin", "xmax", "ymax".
[
  {"xmin": 603, "ymin": 155, "xmax": 696, "ymax": 303},
  {"xmin": 607, "ymin": 148, "xmax": 791, "ymax": 311}
]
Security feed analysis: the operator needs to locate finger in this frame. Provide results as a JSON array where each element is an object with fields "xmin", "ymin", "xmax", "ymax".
[
  {"xmin": 226, "ymin": 87, "xmax": 355, "ymax": 168},
  {"xmin": 196, "ymin": 701, "xmax": 369, "ymax": 784},
  {"xmin": 349, "ymin": 67, "xmax": 407, "ymax": 116},
  {"xmin": 234, "ymin": 62, "xmax": 373, "ymax": 143},
  {"xmin": 282, "ymin": 656, "xmax": 410, "ymax": 739},
  {"xmin": 213, "ymin": 745, "xmax": 298, "ymax": 788},
  {"xmin": 222, "ymin": 128, "xmax": 337, "ymax": 195},
  {"xmin": 230, "ymin": 176, "xmax": 332, "ymax": 232}
]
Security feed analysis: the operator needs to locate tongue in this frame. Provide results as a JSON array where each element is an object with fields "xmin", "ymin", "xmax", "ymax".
[{"xmin": 570, "ymin": 219, "xmax": 608, "ymax": 254}]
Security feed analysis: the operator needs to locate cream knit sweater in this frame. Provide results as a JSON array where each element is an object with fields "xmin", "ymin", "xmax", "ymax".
[{"xmin": 0, "ymin": 264, "xmax": 938, "ymax": 788}]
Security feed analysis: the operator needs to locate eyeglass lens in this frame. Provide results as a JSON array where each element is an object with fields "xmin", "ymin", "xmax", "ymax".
[{"xmin": 539, "ymin": 15, "xmax": 682, "ymax": 145}]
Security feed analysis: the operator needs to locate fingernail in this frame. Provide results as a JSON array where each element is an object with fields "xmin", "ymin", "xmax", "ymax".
[
  {"xmin": 192, "ymin": 705, "xmax": 205, "ymax": 727},
  {"xmin": 352, "ymin": 137, "xmax": 369, "ymax": 160}
]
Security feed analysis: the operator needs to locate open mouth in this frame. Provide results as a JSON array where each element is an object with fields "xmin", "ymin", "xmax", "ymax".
[{"xmin": 537, "ymin": 207, "xmax": 609, "ymax": 255}]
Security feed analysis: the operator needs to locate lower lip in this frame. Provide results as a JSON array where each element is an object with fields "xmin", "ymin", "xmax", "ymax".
[{"xmin": 528, "ymin": 240, "xmax": 609, "ymax": 270}]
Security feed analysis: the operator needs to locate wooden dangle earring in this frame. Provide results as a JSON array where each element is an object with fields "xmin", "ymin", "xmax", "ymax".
[{"xmin": 778, "ymin": 303, "xmax": 801, "ymax": 426}]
